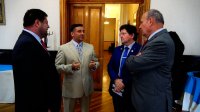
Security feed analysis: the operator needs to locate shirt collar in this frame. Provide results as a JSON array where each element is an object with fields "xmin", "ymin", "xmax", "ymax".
[
  {"xmin": 124, "ymin": 41, "xmax": 135, "ymax": 49},
  {"xmin": 72, "ymin": 39, "xmax": 83, "ymax": 47},
  {"xmin": 148, "ymin": 28, "xmax": 165, "ymax": 40},
  {"xmin": 23, "ymin": 29, "xmax": 41, "ymax": 44}
]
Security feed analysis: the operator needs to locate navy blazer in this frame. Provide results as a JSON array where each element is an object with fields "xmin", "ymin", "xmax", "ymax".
[
  {"xmin": 12, "ymin": 31, "xmax": 61, "ymax": 112},
  {"xmin": 107, "ymin": 42, "xmax": 141, "ymax": 95}
]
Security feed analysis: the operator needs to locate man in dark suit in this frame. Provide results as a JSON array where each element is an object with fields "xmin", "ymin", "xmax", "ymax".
[
  {"xmin": 12, "ymin": 9, "xmax": 61, "ymax": 112},
  {"xmin": 125, "ymin": 9, "xmax": 175, "ymax": 112},
  {"xmin": 108, "ymin": 24, "xmax": 141, "ymax": 112}
]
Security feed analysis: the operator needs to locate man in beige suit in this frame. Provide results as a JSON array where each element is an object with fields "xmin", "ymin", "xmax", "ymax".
[{"xmin": 55, "ymin": 24, "xmax": 99, "ymax": 112}]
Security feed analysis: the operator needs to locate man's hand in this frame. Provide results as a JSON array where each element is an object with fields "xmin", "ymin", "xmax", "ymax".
[
  {"xmin": 72, "ymin": 61, "xmax": 80, "ymax": 71},
  {"xmin": 136, "ymin": 52, "xmax": 142, "ymax": 56},
  {"xmin": 89, "ymin": 60, "xmax": 96, "ymax": 70},
  {"xmin": 114, "ymin": 79, "xmax": 125, "ymax": 92}
]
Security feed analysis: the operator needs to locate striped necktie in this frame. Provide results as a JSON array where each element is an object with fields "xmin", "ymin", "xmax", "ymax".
[
  {"xmin": 119, "ymin": 47, "xmax": 129, "ymax": 77},
  {"xmin": 77, "ymin": 44, "xmax": 82, "ymax": 60}
]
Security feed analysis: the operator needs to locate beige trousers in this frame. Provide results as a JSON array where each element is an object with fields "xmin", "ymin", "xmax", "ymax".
[{"xmin": 63, "ymin": 95, "xmax": 90, "ymax": 112}]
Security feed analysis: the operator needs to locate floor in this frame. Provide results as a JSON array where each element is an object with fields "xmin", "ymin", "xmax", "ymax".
[
  {"xmin": 0, "ymin": 51, "xmax": 114, "ymax": 112},
  {"xmin": 102, "ymin": 51, "xmax": 111, "ymax": 92}
]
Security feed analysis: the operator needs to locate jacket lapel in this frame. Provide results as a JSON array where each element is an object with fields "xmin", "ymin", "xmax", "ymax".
[
  {"xmin": 82, "ymin": 42, "xmax": 88, "ymax": 63},
  {"xmin": 120, "ymin": 43, "xmax": 139, "ymax": 57},
  {"xmin": 119, "ymin": 45, "xmax": 124, "ymax": 56},
  {"xmin": 128, "ymin": 43, "xmax": 138, "ymax": 56}
]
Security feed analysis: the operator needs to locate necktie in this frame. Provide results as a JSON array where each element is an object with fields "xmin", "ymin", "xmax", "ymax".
[
  {"xmin": 41, "ymin": 40, "xmax": 47, "ymax": 51},
  {"xmin": 119, "ymin": 47, "xmax": 129, "ymax": 77},
  {"xmin": 143, "ymin": 40, "xmax": 148, "ymax": 46},
  {"xmin": 77, "ymin": 44, "xmax": 82, "ymax": 60}
]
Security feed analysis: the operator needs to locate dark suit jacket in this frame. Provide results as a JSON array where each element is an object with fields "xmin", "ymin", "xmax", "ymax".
[
  {"xmin": 126, "ymin": 29, "xmax": 175, "ymax": 112},
  {"xmin": 107, "ymin": 42, "xmax": 141, "ymax": 96},
  {"xmin": 12, "ymin": 31, "xmax": 61, "ymax": 112}
]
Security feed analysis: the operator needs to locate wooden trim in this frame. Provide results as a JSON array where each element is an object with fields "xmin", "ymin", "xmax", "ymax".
[
  {"xmin": 67, "ymin": 2, "xmax": 143, "ymax": 4},
  {"xmin": 144, "ymin": 0, "xmax": 150, "ymax": 12},
  {"xmin": 67, "ymin": 0, "xmax": 144, "ymax": 4},
  {"xmin": 60, "ymin": 0, "xmax": 150, "ymax": 45},
  {"xmin": 104, "ymin": 41, "xmax": 115, "ymax": 42},
  {"xmin": 60, "ymin": 0, "xmax": 66, "ymax": 45},
  {"xmin": 136, "ymin": 0, "xmax": 151, "ymax": 44}
]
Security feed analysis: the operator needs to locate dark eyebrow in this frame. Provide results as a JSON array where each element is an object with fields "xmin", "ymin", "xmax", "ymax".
[{"xmin": 77, "ymin": 29, "xmax": 84, "ymax": 32}]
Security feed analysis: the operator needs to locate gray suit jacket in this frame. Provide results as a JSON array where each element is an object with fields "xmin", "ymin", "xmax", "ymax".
[
  {"xmin": 125, "ymin": 29, "xmax": 175, "ymax": 112},
  {"xmin": 55, "ymin": 40, "xmax": 99, "ymax": 98}
]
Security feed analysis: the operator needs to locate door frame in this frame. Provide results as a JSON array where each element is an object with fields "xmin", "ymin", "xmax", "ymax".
[
  {"xmin": 60, "ymin": 0, "xmax": 150, "ymax": 45},
  {"xmin": 59, "ymin": 0, "xmax": 150, "ymax": 90}
]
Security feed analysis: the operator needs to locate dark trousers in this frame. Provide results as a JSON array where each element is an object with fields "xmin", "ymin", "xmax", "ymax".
[
  {"xmin": 112, "ymin": 93, "xmax": 125, "ymax": 112},
  {"xmin": 111, "ymin": 89, "xmax": 134, "ymax": 112}
]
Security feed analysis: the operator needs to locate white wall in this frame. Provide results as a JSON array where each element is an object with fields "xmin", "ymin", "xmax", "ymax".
[
  {"xmin": 0, "ymin": 0, "xmax": 60, "ymax": 50},
  {"xmin": 151, "ymin": 0, "xmax": 200, "ymax": 55},
  {"xmin": 1, "ymin": 0, "xmax": 200, "ymax": 54}
]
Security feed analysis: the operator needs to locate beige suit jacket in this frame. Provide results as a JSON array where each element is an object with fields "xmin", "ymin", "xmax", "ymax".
[{"xmin": 55, "ymin": 40, "xmax": 99, "ymax": 98}]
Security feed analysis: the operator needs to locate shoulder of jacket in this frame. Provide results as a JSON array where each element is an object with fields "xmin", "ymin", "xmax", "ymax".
[
  {"xmin": 113, "ymin": 45, "xmax": 123, "ymax": 52},
  {"xmin": 83, "ymin": 42, "xmax": 93, "ymax": 47},
  {"xmin": 58, "ymin": 42, "xmax": 71, "ymax": 49},
  {"xmin": 116, "ymin": 45, "xmax": 123, "ymax": 49}
]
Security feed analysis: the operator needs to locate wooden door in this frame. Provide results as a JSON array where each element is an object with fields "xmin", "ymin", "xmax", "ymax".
[
  {"xmin": 60, "ymin": 0, "xmax": 150, "ymax": 91},
  {"xmin": 69, "ymin": 4, "xmax": 104, "ymax": 90}
]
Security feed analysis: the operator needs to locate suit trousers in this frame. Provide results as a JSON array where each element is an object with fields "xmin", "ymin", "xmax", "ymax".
[
  {"xmin": 63, "ymin": 95, "xmax": 90, "ymax": 112},
  {"xmin": 112, "ymin": 93, "xmax": 125, "ymax": 112},
  {"xmin": 112, "ymin": 86, "xmax": 135, "ymax": 112}
]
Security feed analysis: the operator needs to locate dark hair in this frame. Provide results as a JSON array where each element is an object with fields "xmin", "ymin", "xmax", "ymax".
[
  {"xmin": 119, "ymin": 24, "xmax": 138, "ymax": 41},
  {"xmin": 70, "ymin": 24, "xmax": 83, "ymax": 32},
  {"xmin": 147, "ymin": 9, "xmax": 164, "ymax": 24},
  {"xmin": 23, "ymin": 9, "xmax": 47, "ymax": 27}
]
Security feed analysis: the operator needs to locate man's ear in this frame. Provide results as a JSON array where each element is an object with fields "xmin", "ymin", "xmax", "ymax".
[
  {"xmin": 132, "ymin": 36, "xmax": 134, "ymax": 40},
  {"xmin": 34, "ymin": 19, "xmax": 40, "ymax": 28},
  {"xmin": 148, "ymin": 17, "xmax": 155, "ymax": 26},
  {"xmin": 129, "ymin": 33, "xmax": 134, "ymax": 39},
  {"xmin": 71, "ymin": 32, "xmax": 74, "ymax": 37}
]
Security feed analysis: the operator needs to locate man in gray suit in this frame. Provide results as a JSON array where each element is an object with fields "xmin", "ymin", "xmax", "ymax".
[
  {"xmin": 124, "ymin": 9, "xmax": 175, "ymax": 112},
  {"xmin": 55, "ymin": 24, "xmax": 99, "ymax": 112}
]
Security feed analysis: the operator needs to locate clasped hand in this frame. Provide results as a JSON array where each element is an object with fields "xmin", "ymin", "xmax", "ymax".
[{"xmin": 114, "ymin": 79, "xmax": 125, "ymax": 92}]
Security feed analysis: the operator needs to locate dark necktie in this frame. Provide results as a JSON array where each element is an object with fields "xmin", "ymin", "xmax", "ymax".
[
  {"xmin": 143, "ymin": 40, "xmax": 148, "ymax": 46},
  {"xmin": 119, "ymin": 47, "xmax": 129, "ymax": 77},
  {"xmin": 141, "ymin": 40, "xmax": 148, "ymax": 51},
  {"xmin": 41, "ymin": 40, "xmax": 47, "ymax": 51}
]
